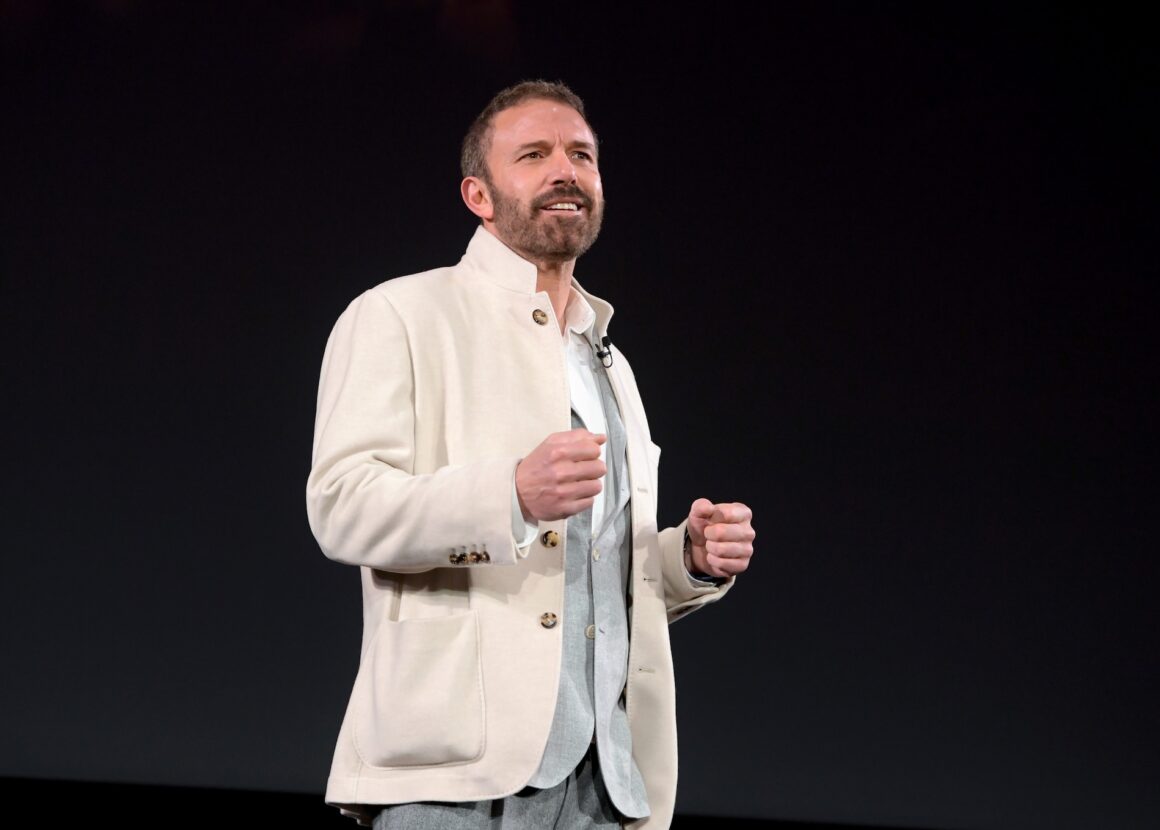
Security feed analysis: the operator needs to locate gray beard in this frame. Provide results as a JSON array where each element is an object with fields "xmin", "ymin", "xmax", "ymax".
[{"xmin": 489, "ymin": 184, "xmax": 604, "ymax": 265}]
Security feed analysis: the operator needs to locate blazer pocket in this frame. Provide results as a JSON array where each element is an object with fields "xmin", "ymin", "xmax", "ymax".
[{"xmin": 351, "ymin": 611, "xmax": 485, "ymax": 768}]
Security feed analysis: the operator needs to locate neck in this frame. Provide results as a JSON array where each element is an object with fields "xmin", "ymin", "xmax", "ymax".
[{"xmin": 535, "ymin": 260, "xmax": 576, "ymax": 334}]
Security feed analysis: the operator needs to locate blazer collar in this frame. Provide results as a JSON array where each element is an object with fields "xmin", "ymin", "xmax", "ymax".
[
  {"xmin": 462, "ymin": 225, "xmax": 616, "ymax": 338},
  {"xmin": 462, "ymin": 226, "xmax": 539, "ymax": 294},
  {"xmin": 573, "ymin": 278, "xmax": 615, "ymax": 342}
]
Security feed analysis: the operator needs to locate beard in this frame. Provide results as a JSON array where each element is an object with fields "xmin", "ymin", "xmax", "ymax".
[{"xmin": 488, "ymin": 181, "xmax": 604, "ymax": 265}]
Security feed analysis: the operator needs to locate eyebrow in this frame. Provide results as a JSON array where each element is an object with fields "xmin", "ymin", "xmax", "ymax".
[{"xmin": 512, "ymin": 139, "xmax": 598, "ymax": 156}]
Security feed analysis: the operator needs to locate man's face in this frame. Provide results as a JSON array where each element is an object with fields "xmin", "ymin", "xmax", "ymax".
[{"xmin": 480, "ymin": 98, "xmax": 604, "ymax": 264}]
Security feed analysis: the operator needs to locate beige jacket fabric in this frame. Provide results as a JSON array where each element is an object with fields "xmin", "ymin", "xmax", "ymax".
[{"xmin": 306, "ymin": 227, "xmax": 732, "ymax": 828}]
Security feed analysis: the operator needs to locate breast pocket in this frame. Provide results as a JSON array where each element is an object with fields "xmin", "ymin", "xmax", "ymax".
[{"xmin": 351, "ymin": 611, "xmax": 485, "ymax": 768}]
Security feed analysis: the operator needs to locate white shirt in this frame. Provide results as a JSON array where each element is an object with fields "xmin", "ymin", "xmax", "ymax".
[{"xmin": 512, "ymin": 288, "xmax": 612, "ymax": 544}]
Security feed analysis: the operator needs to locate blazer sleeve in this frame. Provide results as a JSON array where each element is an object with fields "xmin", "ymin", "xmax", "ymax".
[
  {"xmin": 659, "ymin": 520, "xmax": 734, "ymax": 623},
  {"xmin": 305, "ymin": 288, "xmax": 522, "ymax": 572}
]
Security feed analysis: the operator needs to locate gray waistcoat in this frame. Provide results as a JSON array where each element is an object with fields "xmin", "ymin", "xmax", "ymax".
[{"xmin": 526, "ymin": 351, "xmax": 649, "ymax": 819}]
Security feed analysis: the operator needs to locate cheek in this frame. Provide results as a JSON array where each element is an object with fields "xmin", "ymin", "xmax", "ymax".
[{"xmin": 494, "ymin": 171, "xmax": 533, "ymax": 199}]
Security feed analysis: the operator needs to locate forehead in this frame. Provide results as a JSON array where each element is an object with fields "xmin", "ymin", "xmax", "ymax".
[{"xmin": 488, "ymin": 99, "xmax": 595, "ymax": 151}]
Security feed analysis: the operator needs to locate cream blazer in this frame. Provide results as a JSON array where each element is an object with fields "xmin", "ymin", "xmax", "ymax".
[{"xmin": 306, "ymin": 227, "xmax": 732, "ymax": 828}]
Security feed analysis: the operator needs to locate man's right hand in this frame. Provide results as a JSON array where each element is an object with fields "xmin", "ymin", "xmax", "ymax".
[{"xmin": 516, "ymin": 429, "xmax": 606, "ymax": 522}]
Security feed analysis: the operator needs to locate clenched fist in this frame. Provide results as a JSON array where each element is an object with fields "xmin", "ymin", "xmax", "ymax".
[
  {"xmin": 516, "ymin": 428, "xmax": 607, "ymax": 522},
  {"xmin": 685, "ymin": 498, "xmax": 755, "ymax": 578}
]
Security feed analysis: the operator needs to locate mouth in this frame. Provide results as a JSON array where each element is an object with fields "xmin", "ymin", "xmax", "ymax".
[{"xmin": 534, "ymin": 187, "xmax": 592, "ymax": 216}]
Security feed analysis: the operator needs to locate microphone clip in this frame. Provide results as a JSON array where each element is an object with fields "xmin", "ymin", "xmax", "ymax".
[{"xmin": 594, "ymin": 335, "xmax": 614, "ymax": 368}]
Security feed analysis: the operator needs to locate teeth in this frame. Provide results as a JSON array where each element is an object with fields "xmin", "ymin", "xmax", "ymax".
[{"xmin": 545, "ymin": 203, "xmax": 579, "ymax": 211}]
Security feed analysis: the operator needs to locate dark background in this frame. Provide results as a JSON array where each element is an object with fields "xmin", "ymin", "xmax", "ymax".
[{"xmin": 2, "ymin": 2, "xmax": 1156, "ymax": 828}]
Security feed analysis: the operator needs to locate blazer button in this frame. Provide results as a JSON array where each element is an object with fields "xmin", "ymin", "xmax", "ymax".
[
  {"xmin": 541, "ymin": 530, "xmax": 560, "ymax": 548},
  {"xmin": 468, "ymin": 552, "xmax": 482, "ymax": 564},
  {"xmin": 480, "ymin": 552, "xmax": 490, "ymax": 563},
  {"xmin": 448, "ymin": 552, "xmax": 464, "ymax": 565},
  {"xmin": 540, "ymin": 612, "xmax": 558, "ymax": 629},
  {"xmin": 532, "ymin": 309, "xmax": 549, "ymax": 326}
]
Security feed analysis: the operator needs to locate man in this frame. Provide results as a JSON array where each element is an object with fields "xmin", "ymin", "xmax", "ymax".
[{"xmin": 306, "ymin": 80, "xmax": 755, "ymax": 829}]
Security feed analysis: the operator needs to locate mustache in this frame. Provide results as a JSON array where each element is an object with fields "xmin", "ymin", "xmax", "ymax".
[{"xmin": 532, "ymin": 185, "xmax": 594, "ymax": 211}]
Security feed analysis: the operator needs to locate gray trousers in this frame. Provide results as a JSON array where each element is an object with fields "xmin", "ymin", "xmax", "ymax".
[{"xmin": 372, "ymin": 747, "xmax": 623, "ymax": 829}]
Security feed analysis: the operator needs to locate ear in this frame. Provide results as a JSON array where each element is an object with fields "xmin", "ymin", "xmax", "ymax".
[{"xmin": 460, "ymin": 176, "xmax": 494, "ymax": 221}]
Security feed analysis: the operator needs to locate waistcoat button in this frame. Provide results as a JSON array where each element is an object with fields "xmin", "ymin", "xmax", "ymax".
[
  {"xmin": 540, "ymin": 612, "xmax": 558, "ymax": 629},
  {"xmin": 585, "ymin": 624, "xmax": 596, "ymax": 639},
  {"xmin": 532, "ymin": 309, "xmax": 549, "ymax": 325}
]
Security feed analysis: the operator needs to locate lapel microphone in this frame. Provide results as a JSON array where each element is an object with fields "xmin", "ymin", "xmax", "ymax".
[{"xmin": 594, "ymin": 335, "xmax": 614, "ymax": 368}]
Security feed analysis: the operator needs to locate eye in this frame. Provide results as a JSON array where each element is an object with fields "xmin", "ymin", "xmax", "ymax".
[
  {"xmin": 571, "ymin": 150, "xmax": 593, "ymax": 161},
  {"xmin": 521, "ymin": 150, "xmax": 544, "ymax": 160}
]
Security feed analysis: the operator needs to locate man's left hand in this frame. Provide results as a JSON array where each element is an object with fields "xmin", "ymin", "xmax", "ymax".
[{"xmin": 685, "ymin": 498, "xmax": 755, "ymax": 579}]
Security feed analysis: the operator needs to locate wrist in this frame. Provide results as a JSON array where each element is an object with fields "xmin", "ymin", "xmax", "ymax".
[{"xmin": 684, "ymin": 528, "xmax": 726, "ymax": 584}]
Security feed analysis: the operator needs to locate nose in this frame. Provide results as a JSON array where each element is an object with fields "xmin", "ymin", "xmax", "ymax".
[{"xmin": 548, "ymin": 147, "xmax": 577, "ymax": 185}]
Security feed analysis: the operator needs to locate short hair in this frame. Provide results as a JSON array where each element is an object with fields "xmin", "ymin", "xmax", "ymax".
[{"xmin": 460, "ymin": 80, "xmax": 595, "ymax": 182}]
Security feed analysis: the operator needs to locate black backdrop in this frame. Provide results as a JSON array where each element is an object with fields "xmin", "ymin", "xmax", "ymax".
[{"xmin": 2, "ymin": 3, "xmax": 1156, "ymax": 829}]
